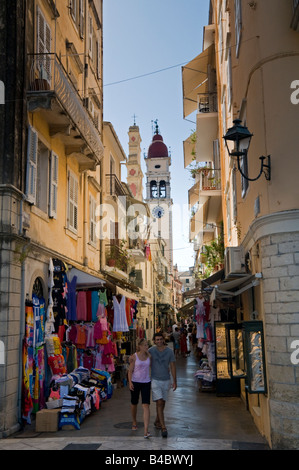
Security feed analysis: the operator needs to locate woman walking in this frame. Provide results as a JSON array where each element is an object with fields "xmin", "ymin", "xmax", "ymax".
[{"xmin": 128, "ymin": 338, "xmax": 151, "ymax": 438}]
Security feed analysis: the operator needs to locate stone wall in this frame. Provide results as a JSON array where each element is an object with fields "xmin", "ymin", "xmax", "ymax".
[
  {"xmin": 261, "ymin": 231, "xmax": 299, "ymax": 449},
  {"xmin": 0, "ymin": 237, "xmax": 23, "ymax": 437}
]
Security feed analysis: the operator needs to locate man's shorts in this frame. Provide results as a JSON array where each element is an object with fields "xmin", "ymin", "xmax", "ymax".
[
  {"xmin": 151, "ymin": 379, "xmax": 171, "ymax": 402},
  {"xmin": 130, "ymin": 381, "xmax": 151, "ymax": 405}
]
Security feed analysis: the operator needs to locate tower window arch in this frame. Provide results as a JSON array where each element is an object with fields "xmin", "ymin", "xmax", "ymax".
[
  {"xmin": 150, "ymin": 180, "xmax": 158, "ymax": 198},
  {"xmin": 159, "ymin": 180, "xmax": 166, "ymax": 198}
]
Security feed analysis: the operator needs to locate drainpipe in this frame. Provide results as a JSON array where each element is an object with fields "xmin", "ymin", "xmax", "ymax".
[{"xmin": 83, "ymin": 171, "xmax": 88, "ymax": 266}]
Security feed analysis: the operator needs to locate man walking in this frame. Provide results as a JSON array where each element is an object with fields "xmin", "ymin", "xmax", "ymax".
[{"xmin": 149, "ymin": 332, "xmax": 177, "ymax": 437}]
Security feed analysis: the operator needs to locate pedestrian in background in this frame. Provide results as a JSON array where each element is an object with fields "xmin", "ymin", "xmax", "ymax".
[
  {"xmin": 149, "ymin": 332, "xmax": 177, "ymax": 438},
  {"xmin": 172, "ymin": 327, "xmax": 180, "ymax": 357},
  {"xmin": 128, "ymin": 338, "xmax": 151, "ymax": 438}
]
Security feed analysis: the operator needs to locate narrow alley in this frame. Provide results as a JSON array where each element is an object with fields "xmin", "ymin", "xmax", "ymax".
[{"xmin": 0, "ymin": 348, "xmax": 269, "ymax": 451}]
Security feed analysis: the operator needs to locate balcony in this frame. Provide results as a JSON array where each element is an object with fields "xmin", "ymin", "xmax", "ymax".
[
  {"xmin": 105, "ymin": 174, "xmax": 128, "ymax": 198},
  {"xmin": 189, "ymin": 169, "xmax": 221, "ymax": 204},
  {"xmin": 105, "ymin": 243, "xmax": 129, "ymax": 277},
  {"xmin": 27, "ymin": 53, "xmax": 104, "ymax": 170},
  {"xmin": 195, "ymin": 93, "xmax": 218, "ymax": 163},
  {"xmin": 128, "ymin": 239, "xmax": 146, "ymax": 263},
  {"xmin": 189, "ymin": 169, "xmax": 222, "ymax": 243}
]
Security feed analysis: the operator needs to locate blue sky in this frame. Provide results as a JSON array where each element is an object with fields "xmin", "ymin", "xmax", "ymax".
[{"xmin": 103, "ymin": 0, "xmax": 210, "ymax": 271}]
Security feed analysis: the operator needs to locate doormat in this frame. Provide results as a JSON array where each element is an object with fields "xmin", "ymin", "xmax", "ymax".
[
  {"xmin": 63, "ymin": 443, "xmax": 101, "ymax": 450},
  {"xmin": 232, "ymin": 441, "xmax": 270, "ymax": 450}
]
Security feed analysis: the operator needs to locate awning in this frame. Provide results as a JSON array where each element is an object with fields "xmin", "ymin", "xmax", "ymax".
[
  {"xmin": 67, "ymin": 267, "xmax": 106, "ymax": 287},
  {"xmin": 179, "ymin": 299, "xmax": 196, "ymax": 314},
  {"xmin": 182, "ymin": 44, "xmax": 214, "ymax": 118},
  {"xmin": 116, "ymin": 286, "xmax": 139, "ymax": 301},
  {"xmin": 215, "ymin": 273, "xmax": 262, "ymax": 298},
  {"xmin": 201, "ymin": 269, "xmax": 224, "ymax": 290}
]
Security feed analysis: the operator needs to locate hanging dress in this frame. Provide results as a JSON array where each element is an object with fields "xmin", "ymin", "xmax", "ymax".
[{"xmin": 112, "ymin": 295, "xmax": 129, "ymax": 332}]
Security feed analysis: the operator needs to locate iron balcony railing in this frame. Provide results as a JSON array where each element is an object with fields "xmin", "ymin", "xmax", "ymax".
[
  {"xmin": 27, "ymin": 53, "xmax": 103, "ymax": 160},
  {"xmin": 199, "ymin": 168, "xmax": 221, "ymax": 191},
  {"xmin": 105, "ymin": 174, "xmax": 128, "ymax": 198},
  {"xmin": 197, "ymin": 92, "xmax": 218, "ymax": 113}
]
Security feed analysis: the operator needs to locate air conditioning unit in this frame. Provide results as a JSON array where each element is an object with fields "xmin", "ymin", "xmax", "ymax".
[{"xmin": 225, "ymin": 247, "xmax": 245, "ymax": 277}]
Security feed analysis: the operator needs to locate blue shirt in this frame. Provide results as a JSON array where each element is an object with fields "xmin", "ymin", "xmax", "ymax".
[{"xmin": 149, "ymin": 346, "xmax": 175, "ymax": 381}]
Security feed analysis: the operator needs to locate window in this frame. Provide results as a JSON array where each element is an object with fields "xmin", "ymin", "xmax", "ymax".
[
  {"xmin": 240, "ymin": 154, "xmax": 249, "ymax": 198},
  {"xmin": 68, "ymin": 171, "xmax": 79, "ymax": 232},
  {"xmin": 79, "ymin": 0, "xmax": 84, "ymax": 38},
  {"xmin": 89, "ymin": 194, "xmax": 96, "ymax": 245},
  {"xmin": 37, "ymin": 7, "xmax": 52, "ymax": 83},
  {"xmin": 235, "ymin": 0, "xmax": 242, "ymax": 57},
  {"xmin": 150, "ymin": 181, "xmax": 158, "ymax": 198},
  {"xmin": 49, "ymin": 151, "xmax": 58, "ymax": 218},
  {"xmin": 96, "ymin": 40, "xmax": 101, "ymax": 79},
  {"xmin": 26, "ymin": 126, "xmax": 58, "ymax": 218},
  {"xmin": 159, "ymin": 180, "xmax": 166, "ymax": 198},
  {"xmin": 227, "ymin": 47, "xmax": 233, "ymax": 111},
  {"xmin": 88, "ymin": 13, "xmax": 93, "ymax": 59}
]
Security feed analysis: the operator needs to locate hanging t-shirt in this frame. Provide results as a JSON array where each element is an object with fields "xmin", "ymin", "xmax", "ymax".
[{"xmin": 98, "ymin": 289, "xmax": 108, "ymax": 306}]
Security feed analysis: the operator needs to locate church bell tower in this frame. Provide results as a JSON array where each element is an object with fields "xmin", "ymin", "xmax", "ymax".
[{"xmin": 144, "ymin": 121, "xmax": 173, "ymax": 269}]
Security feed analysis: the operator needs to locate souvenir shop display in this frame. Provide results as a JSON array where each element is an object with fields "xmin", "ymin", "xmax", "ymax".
[
  {"xmin": 22, "ymin": 257, "xmax": 143, "ymax": 429},
  {"xmin": 214, "ymin": 320, "xmax": 267, "ymax": 396},
  {"xmin": 193, "ymin": 295, "xmax": 218, "ymax": 392}
]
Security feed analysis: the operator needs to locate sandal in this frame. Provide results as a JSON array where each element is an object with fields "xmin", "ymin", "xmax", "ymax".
[
  {"xmin": 132, "ymin": 424, "xmax": 138, "ymax": 430},
  {"xmin": 161, "ymin": 427, "xmax": 168, "ymax": 438},
  {"xmin": 144, "ymin": 432, "xmax": 151, "ymax": 439}
]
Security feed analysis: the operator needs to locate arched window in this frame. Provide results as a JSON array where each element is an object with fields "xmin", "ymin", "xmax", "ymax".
[
  {"xmin": 150, "ymin": 180, "xmax": 158, "ymax": 198},
  {"xmin": 32, "ymin": 277, "xmax": 44, "ymax": 298},
  {"xmin": 159, "ymin": 180, "xmax": 166, "ymax": 198}
]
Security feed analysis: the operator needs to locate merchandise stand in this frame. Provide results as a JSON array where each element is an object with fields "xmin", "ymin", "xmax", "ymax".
[
  {"xmin": 21, "ymin": 258, "xmax": 145, "ymax": 430},
  {"xmin": 193, "ymin": 295, "xmax": 219, "ymax": 392}
]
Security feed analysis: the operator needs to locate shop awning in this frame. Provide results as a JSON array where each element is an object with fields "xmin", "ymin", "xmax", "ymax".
[
  {"xmin": 116, "ymin": 286, "xmax": 139, "ymax": 301},
  {"xmin": 179, "ymin": 299, "xmax": 196, "ymax": 314},
  {"xmin": 67, "ymin": 267, "xmax": 106, "ymax": 287},
  {"xmin": 182, "ymin": 45, "xmax": 214, "ymax": 118},
  {"xmin": 215, "ymin": 273, "xmax": 262, "ymax": 298},
  {"xmin": 201, "ymin": 269, "xmax": 224, "ymax": 290}
]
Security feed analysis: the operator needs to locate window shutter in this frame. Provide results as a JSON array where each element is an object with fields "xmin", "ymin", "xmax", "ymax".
[
  {"xmin": 96, "ymin": 40, "xmax": 101, "ymax": 79},
  {"xmin": 235, "ymin": 0, "xmax": 242, "ymax": 58},
  {"xmin": 26, "ymin": 126, "xmax": 38, "ymax": 204},
  {"xmin": 88, "ymin": 14, "xmax": 93, "ymax": 58},
  {"xmin": 49, "ymin": 151, "xmax": 58, "ymax": 218},
  {"xmin": 68, "ymin": 171, "xmax": 78, "ymax": 232},
  {"xmin": 37, "ymin": 7, "xmax": 51, "ymax": 82},
  {"xmin": 89, "ymin": 195, "xmax": 96, "ymax": 244},
  {"xmin": 79, "ymin": 0, "xmax": 84, "ymax": 38}
]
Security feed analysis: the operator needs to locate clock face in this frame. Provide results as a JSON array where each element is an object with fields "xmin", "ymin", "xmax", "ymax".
[{"xmin": 152, "ymin": 205, "xmax": 165, "ymax": 219}]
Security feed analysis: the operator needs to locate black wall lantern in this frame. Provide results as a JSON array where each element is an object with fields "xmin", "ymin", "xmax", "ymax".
[{"xmin": 223, "ymin": 119, "xmax": 271, "ymax": 181}]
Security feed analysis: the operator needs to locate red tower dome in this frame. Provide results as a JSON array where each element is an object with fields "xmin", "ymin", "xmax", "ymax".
[{"xmin": 147, "ymin": 124, "xmax": 168, "ymax": 158}]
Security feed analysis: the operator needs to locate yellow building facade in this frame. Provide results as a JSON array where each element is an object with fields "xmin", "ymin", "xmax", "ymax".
[{"xmin": 212, "ymin": 0, "xmax": 299, "ymax": 449}]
